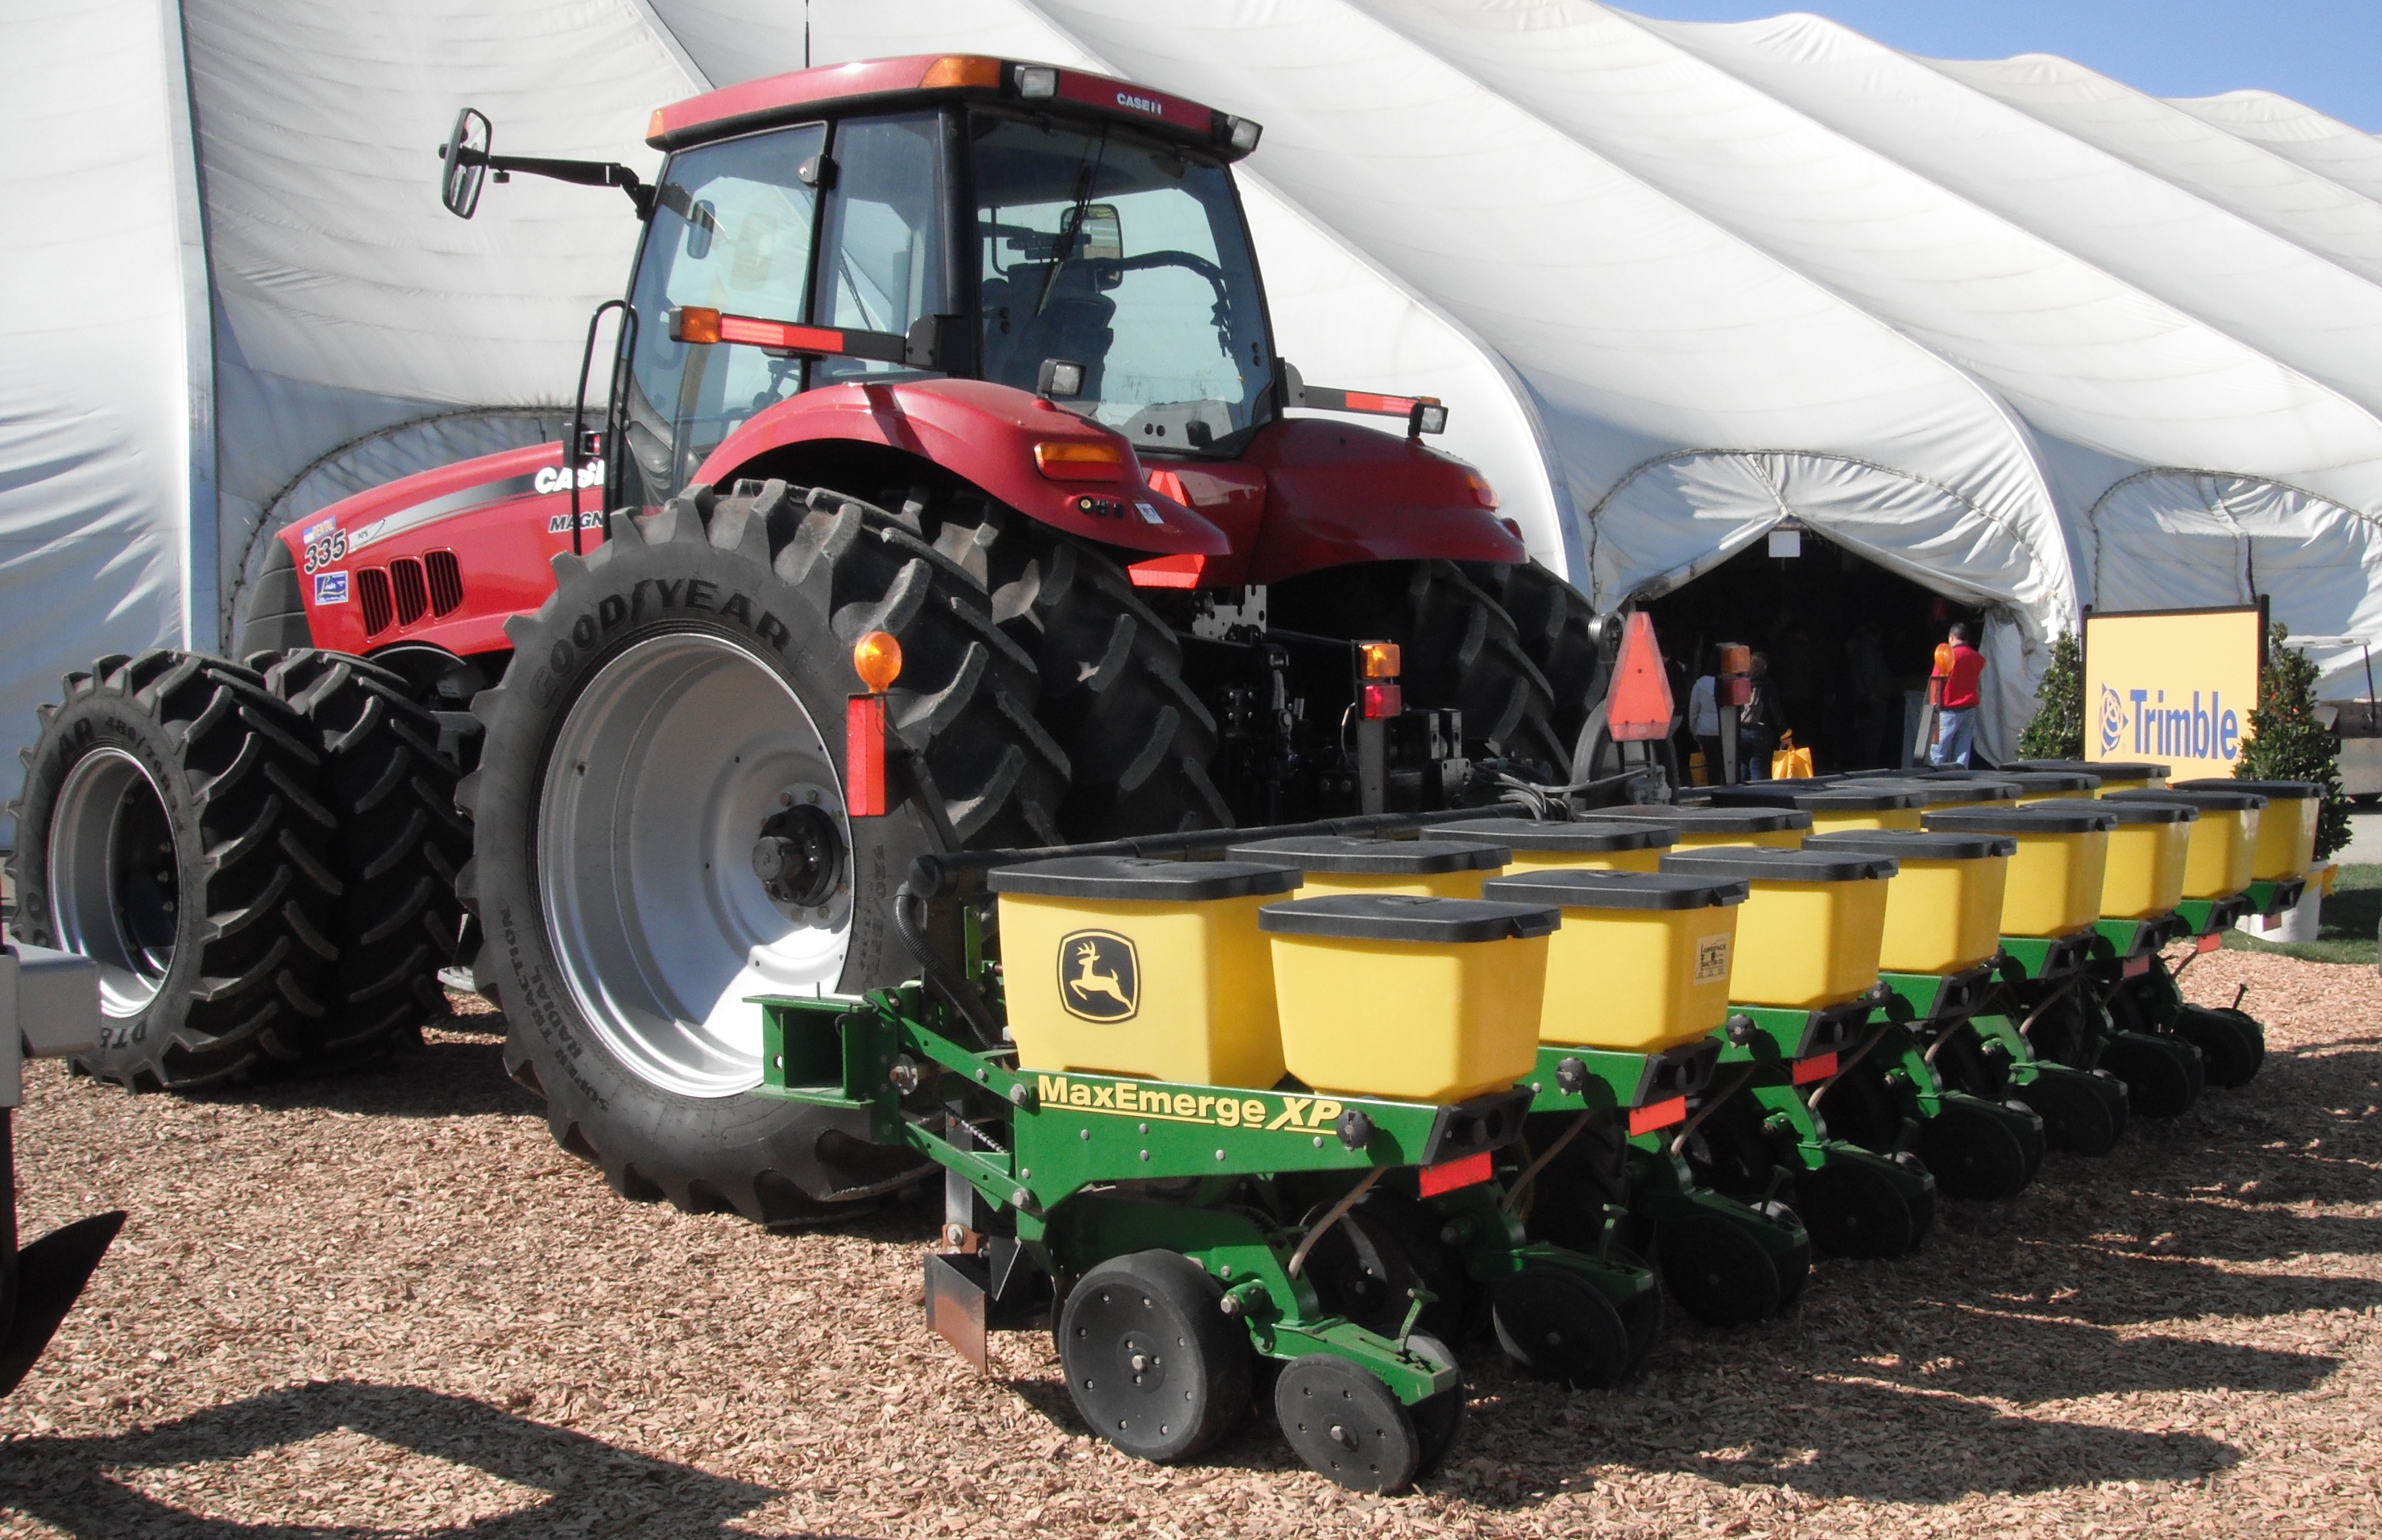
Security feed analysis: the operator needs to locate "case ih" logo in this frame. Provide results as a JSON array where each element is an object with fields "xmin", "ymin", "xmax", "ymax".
[{"xmin": 1059, "ymin": 930, "xmax": 1138, "ymax": 1021}]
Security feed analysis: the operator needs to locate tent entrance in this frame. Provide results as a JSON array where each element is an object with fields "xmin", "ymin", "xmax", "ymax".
[{"xmin": 1642, "ymin": 529, "xmax": 1978, "ymax": 777}]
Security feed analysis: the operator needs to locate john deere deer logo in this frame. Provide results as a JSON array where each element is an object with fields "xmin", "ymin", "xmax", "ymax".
[{"xmin": 1059, "ymin": 930, "xmax": 1139, "ymax": 1022}]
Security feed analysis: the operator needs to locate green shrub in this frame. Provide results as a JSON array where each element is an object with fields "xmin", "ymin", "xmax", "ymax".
[
  {"xmin": 2018, "ymin": 630, "xmax": 2083, "ymax": 761},
  {"xmin": 2237, "ymin": 621, "xmax": 2352, "ymax": 862}
]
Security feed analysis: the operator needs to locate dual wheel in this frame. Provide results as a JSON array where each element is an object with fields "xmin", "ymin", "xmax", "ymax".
[{"xmin": 1055, "ymin": 1250, "xmax": 1461, "ymax": 1494}]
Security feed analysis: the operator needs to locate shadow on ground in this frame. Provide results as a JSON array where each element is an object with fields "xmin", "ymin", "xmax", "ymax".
[{"xmin": 0, "ymin": 1380, "xmax": 840, "ymax": 1537}]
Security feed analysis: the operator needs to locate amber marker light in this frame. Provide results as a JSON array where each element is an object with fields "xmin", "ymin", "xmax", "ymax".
[
  {"xmin": 1032, "ymin": 440, "xmax": 1127, "ymax": 481},
  {"xmin": 668, "ymin": 306, "xmax": 722, "ymax": 345},
  {"xmin": 921, "ymin": 55, "xmax": 1003, "ymax": 90},
  {"xmin": 853, "ymin": 630, "xmax": 904, "ymax": 693},
  {"xmin": 1358, "ymin": 641, "xmax": 1401, "ymax": 680}
]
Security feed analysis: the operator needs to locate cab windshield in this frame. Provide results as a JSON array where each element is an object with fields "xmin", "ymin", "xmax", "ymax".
[{"xmin": 973, "ymin": 113, "xmax": 1272, "ymax": 453}]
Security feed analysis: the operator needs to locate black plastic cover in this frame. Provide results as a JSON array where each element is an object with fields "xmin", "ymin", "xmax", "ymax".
[
  {"xmin": 1659, "ymin": 847, "xmax": 1899, "ymax": 883},
  {"xmin": 1258, "ymin": 894, "xmax": 1560, "ymax": 942},
  {"xmin": 1482, "ymin": 869, "xmax": 1747, "ymax": 911},
  {"xmin": 1705, "ymin": 783, "xmax": 1930, "ymax": 813},
  {"xmin": 1436, "ymin": 816, "xmax": 1673, "ymax": 853},
  {"xmin": 1227, "ymin": 836, "xmax": 1507, "ymax": 873},
  {"xmin": 1922, "ymin": 805, "xmax": 2119, "ymax": 835},
  {"xmin": 2105, "ymin": 787, "xmax": 2267, "ymax": 811},
  {"xmin": 2174, "ymin": 778, "xmax": 2320, "ymax": 799},
  {"xmin": 1585, "ymin": 806, "xmax": 1813, "ymax": 835},
  {"xmin": 2029, "ymin": 796, "xmax": 2197, "ymax": 824},
  {"xmin": 1840, "ymin": 768, "xmax": 2099, "ymax": 792},
  {"xmin": 1805, "ymin": 830, "xmax": 2019, "ymax": 861},
  {"xmin": 1840, "ymin": 776, "xmax": 2026, "ymax": 805},
  {"xmin": 2014, "ymin": 758, "xmax": 2170, "ymax": 779},
  {"xmin": 989, "ymin": 855, "xmax": 1304, "ymax": 901}
]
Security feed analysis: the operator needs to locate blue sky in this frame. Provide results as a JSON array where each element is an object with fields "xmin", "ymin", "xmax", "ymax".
[{"xmin": 1616, "ymin": 1, "xmax": 2382, "ymax": 130}]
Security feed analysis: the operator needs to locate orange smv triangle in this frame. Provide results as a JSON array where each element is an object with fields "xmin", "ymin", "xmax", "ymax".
[{"xmin": 1608, "ymin": 611, "xmax": 1675, "ymax": 741}]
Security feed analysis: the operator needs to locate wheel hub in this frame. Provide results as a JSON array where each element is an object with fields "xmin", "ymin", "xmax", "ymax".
[
  {"xmin": 47, "ymin": 747, "xmax": 178, "ymax": 1017},
  {"xmin": 751, "ymin": 804, "xmax": 842, "ymax": 909},
  {"xmin": 538, "ymin": 633, "xmax": 853, "ymax": 1098}
]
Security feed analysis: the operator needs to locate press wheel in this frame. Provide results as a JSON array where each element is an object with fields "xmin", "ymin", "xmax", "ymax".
[
  {"xmin": 1797, "ymin": 1159, "xmax": 1921, "ymax": 1259},
  {"xmin": 1658, "ymin": 1214, "xmax": 1784, "ymax": 1326},
  {"xmin": 1490, "ymin": 1264, "xmax": 1633, "ymax": 1389},
  {"xmin": 1274, "ymin": 1355, "xmax": 1422, "ymax": 1493}
]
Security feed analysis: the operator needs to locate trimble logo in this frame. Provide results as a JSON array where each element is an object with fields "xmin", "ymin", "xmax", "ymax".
[{"xmin": 2100, "ymin": 683, "xmax": 2242, "ymax": 760}]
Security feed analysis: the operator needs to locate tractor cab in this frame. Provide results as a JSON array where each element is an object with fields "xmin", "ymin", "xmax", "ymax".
[{"xmin": 595, "ymin": 57, "xmax": 1277, "ymax": 507}]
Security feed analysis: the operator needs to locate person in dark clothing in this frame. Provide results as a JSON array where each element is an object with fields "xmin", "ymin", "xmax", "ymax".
[{"xmin": 1741, "ymin": 652, "xmax": 1777, "ymax": 780}]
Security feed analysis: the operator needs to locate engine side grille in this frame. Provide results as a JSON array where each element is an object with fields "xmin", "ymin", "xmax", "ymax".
[
  {"xmin": 390, "ymin": 557, "xmax": 430, "ymax": 628},
  {"xmin": 424, "ymin": 548, "xmax": 465, "ymax": 617},
  {"xmin": 356, "ymin": 567, "xmax": 394, "ymax": 636}
]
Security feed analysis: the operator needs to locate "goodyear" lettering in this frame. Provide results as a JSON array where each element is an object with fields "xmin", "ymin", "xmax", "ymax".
[{"xmin": 1035, "ymin": 1074, "xmax": 1341, "ymax": 1132}]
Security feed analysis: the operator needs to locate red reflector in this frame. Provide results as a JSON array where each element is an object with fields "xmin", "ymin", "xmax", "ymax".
[
  {"xmin": 2123, "ymin": 954, "xmax": 2151, "ymax": 978},
  {"xmin": 1608, "ymin": 611, "xmax": 1675, "ymax": 741},
  {"xmin": 718, "ymin": 314, "xmax": 846, "ymax": 353},
  {"xmin": 1416, "ymin": 1149, "xmax": 1494, "ymax": 1198},
  {"xmin": 1627, "ymin": 1096, "xmax": 1687, "ymax": 1136},
  {"xmin": 1361, "ymin": 681, "xmax": 1403, "ymax": 720},
  {"xmin": 2195, "ymin": 932, "xmax": 2221, "ymax": 954},
  {"xmin": 1791, "ymin": 1053, "xmax": 1838, "ymax": 1085},
  {"xmin": 1126, "ymin": 553, "xmax": 1206, "ymax": 589},
  {"xmin": 1343, "ymin": 390, "xmax": 1417, "ymax": 416},
  {"xmin": 1146, "ymin": 468, "xmax": 1191, "ymax": 505},
  {"xmin": 846, "ymin": 695, "xmax": 888, "ymax": 816}
]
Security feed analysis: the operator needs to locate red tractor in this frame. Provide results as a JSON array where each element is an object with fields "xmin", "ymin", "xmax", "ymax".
[{"xmin": 9, "ymin": 55, "xmax": 1638, "ymax": 1224}]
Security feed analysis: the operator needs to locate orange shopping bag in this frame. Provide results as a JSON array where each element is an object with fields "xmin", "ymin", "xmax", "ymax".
[{"xmin": 1771, "ymin": 731, "xmax": 1814, "ymax": 780}]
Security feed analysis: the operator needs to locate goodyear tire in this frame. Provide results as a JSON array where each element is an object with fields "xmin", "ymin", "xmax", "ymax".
[
  {"xmin": 1271, "ymin": 559, "xmax": 1573, "ymax": 778},
  {"xmin": 456, "ymin": 480, "xmax": 1066, "ymax": 1224},
  {"xmin": 1476, "ymin": 558, "xmax": 1608, "ymax": 755},
  {"xmin": 988, "ymin": 525, "xmax": 1229, "ymax": 840},
  {"xmin": 258, "ymin": 650, "xmax": 471, "ymax": 1067},
  {"xmin": 875, "ymin": 482, "xmax": 1228, "ymax": 842},
  {"xmin": 7, "ymin": 651, "xmax": 339, "ymax": 1087}
]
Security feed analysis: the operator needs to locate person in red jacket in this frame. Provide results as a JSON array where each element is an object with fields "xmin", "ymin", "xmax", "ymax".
[{"xmin": 1929, "ymin": 621, "xmax": 1985, "ymax": 767}]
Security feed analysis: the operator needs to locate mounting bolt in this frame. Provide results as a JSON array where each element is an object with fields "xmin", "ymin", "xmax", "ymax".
[
  {"xmin": 888, "ymin": 1055, "xmax": 920, "ymax": 1094},
  {"xmin": 1009, "ymin": 1083, "xmax": 1034, "ymax": 1109},
  {"xmin": 1336, "ymin": 1109, "xmax": 1375, "ymax": 1152},
  {"xmin": 1726, "ymin": 1014, "xmax": 1758, "ymax": 1046},
  {"xmin": 1555, "ymin": 1056, "xmax": 1588, "ymax": 1095}
]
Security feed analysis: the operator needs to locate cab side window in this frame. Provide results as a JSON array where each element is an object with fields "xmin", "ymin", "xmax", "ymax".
[{"xmin": 813, "ymin": 112, "xmax": 948, "ymax": 384}]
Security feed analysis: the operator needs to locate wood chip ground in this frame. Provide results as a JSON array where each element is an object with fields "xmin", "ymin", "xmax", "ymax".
[{"xmin": 3, "ymin": 949, "xmax": 2376, "ymax": 1537}]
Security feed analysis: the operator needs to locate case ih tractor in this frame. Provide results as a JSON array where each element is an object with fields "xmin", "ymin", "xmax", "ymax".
[{"xmin": 7, "ymin": 55, "xmax": 1639, "ymax": 1228}]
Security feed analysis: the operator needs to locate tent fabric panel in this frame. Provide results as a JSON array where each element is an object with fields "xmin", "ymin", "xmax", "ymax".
[
  {"xmin": 2091, "ymin": 470, "xmax": 2382, "ymax": 700},
  {"xmin": 0, "ymin": 0, "xmax": 193, "ymax": 847},
  {"xmin": 1935, "ymin": 54, "xmax": 2382, "ymax": 293},
  {"xmin": 182, "ymin": 0, "xmax": 693, "ymax": 409}
]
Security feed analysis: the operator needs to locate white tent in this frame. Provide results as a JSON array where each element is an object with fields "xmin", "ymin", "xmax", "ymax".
[{"xmin": 13, "ymin": 0, "xmax": 2382, "ymax": 844}]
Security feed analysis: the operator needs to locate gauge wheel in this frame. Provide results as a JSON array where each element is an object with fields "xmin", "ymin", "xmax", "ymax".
[{"xmin": 1059, "ymin": 1250, "xmax": 1252, "ymax": 1464}]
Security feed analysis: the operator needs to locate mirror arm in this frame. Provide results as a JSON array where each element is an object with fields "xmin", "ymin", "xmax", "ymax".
[{"xmin": 440, "ymin": 145, "xmax": 654, "ymax": 218}]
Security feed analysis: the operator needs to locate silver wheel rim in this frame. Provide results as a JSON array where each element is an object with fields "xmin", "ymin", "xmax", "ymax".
[
  {"xmin": 538, "ymin": 633, "xmax": 853, "ymax": 1098},
  {"xmin": 47, "ymin": 747, "xmax": 179, "ymax": 1017}
]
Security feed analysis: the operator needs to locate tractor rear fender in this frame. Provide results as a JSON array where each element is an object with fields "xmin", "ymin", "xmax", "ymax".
[
  {"xmin": 1229, "ymin": 418, "xmax": 1524, "ymax": 588},
  {"xmin": 695, "ymin": 378, "xmax": 1229, "ymax": 557}
]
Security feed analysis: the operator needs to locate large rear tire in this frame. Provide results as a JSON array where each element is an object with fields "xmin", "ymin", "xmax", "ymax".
[
  {"xmin": 456, "ymin": 480, "xmax": 1067, "ymax": 1224},
  {"xmin": 258, "ymin": 650, "xmax": 471, "ymax": 1068},
  {"xmin": 1270, "ymin": 559, "xmax": 1572, "ymax": 778},
  {"xmin": 7, "ymin": 652, "xmax": 339, "ymax": 1087}
]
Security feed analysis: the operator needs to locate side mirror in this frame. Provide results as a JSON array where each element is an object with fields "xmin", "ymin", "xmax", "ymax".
[{"xmin": 439, "ymin": 107, "xmax": 492, "ymax": 219}]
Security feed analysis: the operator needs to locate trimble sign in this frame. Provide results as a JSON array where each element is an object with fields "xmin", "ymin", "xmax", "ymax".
[{"xmin": 2082, "ymin": 606, "xmax": 2265, "ymax": 782}]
